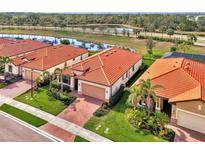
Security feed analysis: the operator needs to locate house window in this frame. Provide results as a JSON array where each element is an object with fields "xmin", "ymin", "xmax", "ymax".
[
  {"xmin": 73, "ymin": 58, "xmax": 75, "ymax": 61},
  {"xmin": 62, "ymin": 75, "xmax": 70, "ymax": 84},
  {"xmin": 64, "ymin": 62, "xmax": 67, "ymax": 68},
  {"xmin": 8, "ymin": 65, "xmax": 13, "ymax": 73},
  {"xmin": 80, "ymin": 55, "xmax": 83, "ymax": 60},
  {"xmin": 126, "ymin": 72, "xmax": 128, "ymax": 78},
  {"xmin": 132, "ymin": 65, "xmax": 135, "ymax": 71}
]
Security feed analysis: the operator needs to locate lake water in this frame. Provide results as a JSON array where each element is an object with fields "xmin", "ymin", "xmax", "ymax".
[{"xmin": 0, "ymin": 33, "xmax": 113, "ymax": 51}]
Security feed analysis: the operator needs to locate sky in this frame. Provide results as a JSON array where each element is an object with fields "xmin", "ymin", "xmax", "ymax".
[{"xmin": 0, "ymin": 0, "xmax": 204, "ymax": 13}]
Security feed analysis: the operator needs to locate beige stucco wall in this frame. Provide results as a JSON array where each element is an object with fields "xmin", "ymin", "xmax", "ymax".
[
  {"xmin": 111, "ymin": 59, "xmax": 142, "ymax": 96},
  {"xmin": 5, "ymin": 63, "xmax": 19, "ymax": 75},
  {"xmin": 176, "ymin": 100, "xmax": 205, "ymax": 116}
]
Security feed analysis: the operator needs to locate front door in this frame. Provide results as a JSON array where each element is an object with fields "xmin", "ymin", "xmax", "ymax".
[{"xmin": 74, "ymin": 79, "xmax": 78, "ymax": 90}]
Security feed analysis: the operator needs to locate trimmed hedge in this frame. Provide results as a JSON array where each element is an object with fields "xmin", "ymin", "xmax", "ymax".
[
  {"xmin": 93, "ymin": 103, "xmax": 111, "ymax": 117},
  {"xmin": 47, "ymin": 88, "xmax": 76, "ymax": 105},
  {"xmin": 51, "ymin": 80, "xmax": 70, "ymax": 92},
  {"xmin": 108, "ymin": 84, "xmax": 125, "ymax": 107}
]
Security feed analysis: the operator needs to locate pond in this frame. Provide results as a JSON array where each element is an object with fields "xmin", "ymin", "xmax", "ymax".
[{"xmin": 0, "ymin": 33, "xmax": 113, "ymax": 51}]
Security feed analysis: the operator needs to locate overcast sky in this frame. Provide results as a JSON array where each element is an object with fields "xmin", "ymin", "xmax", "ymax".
[{"xmin": 0, "ymin": 0, "xmax": 204, "ymax": 13}]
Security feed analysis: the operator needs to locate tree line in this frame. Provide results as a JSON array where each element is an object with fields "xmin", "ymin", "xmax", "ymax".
[{"xmin": 0, "ymin": 13, "xmax": 205, "ymax": 32}]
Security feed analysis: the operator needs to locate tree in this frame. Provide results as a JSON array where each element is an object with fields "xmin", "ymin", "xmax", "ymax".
[
  {"xmin": 139, "ymin": 79, "xmax": 163, "ymax": 116},
  {"xmin": 126, "ymin": 86, "xmax": 144, "ymax": 109},
  {"xmin": 0, "ymin": 56, "xmax": 11, "ymax": 74},
  {"xmin": 146, "ymin": 38, "xmax": 155, "ymax": 56},
  {"xmin": 187, "ymin": 33, "xmax": 197, "ymax": 44},
  {"xmin": 122, "ymin": 28, "xmax": 126, "ymax": 36},
  {"xmin": 133, "ymin": 29, "xmax": 141, "ymax": 38},
  {"xmin": 177, "ymin": 23, "xmax": 185, "ymax": 40},
  {"xmin": 166, "ymin": 28, "xmax": 174, "ymax": 38},
  {"xmin": 159, "ymin": 25, "xmax": 167, "ymax": 38},
  {"xmin": 54, "ymin": 68, "xmax": 63, "ymax": 92},
  {"xmin": 127, "ymin": 30, "xmax": 130, "ymax": 37},
  {"xmin": 60, "ymin": 39, "xmax": 70, "ymax": 45},
  {"xmin": 114, "ymin": 28, "xmax": 118, "ymax": 36},
  {"xmin": 149, "ymin": 24, "xmax": 155, "ymax": 37},
  {"xmin": 178, "ymin": 42, "xmax": 191, "ymax": 53}
]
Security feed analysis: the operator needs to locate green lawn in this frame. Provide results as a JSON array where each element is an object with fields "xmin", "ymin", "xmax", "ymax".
[
  {"xmin": 1, "ymin": 28, "xmax": 205, "ymax": 55},
  {"xmin": 74, "ymin": 136, "xmax": 89, "ymax": 142},
  {"xmin": 0, "ymin": 104, "xmax": 47, "ymax": 127},
  {"xmin": 0, "ymin": 83, "xmax": 7, "ymax": 89},
  {"xmin": 15, "ymin": 86, "xmax": 66, "ymax": 115},
  {"xmin": 75, "ymin": 92, "xmax": 165, "ymax": 142}
]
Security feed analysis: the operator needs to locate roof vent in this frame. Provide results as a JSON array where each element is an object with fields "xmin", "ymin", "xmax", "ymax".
[
  {"xmin": 109, "ymin": 51, "xmax": 113, "ymax": 54},
  {"xmin": 105, "ymin": 54, "xmax": 109, "ymax": 57}
]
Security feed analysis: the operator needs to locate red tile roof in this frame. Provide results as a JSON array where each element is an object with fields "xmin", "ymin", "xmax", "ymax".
[
  {"xmin": 0, "ymin": 39, "xmax": 13, "ymax": 45},
  {"xmin": 12, "ymin": 45, "xmax": 88, "ymax": 71},
  {"xmin": 135, "ymin": 58, "xmax": 205, "ymax": 103},
  {"xmin": 63, "ymin": 48, "xmax": 142, "ymax": 86},
  {"xmin": 0, "ymin": 39, "xmax": 51, "ymax": 57}
]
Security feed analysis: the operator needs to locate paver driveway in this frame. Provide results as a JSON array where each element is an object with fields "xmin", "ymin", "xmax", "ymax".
[
  {"xmin": 0, "ymin": 80, "xmax": 31, "ymax": 98},
  {"xmin": 168, "ymin": 123, "xmax": 205, "ymax": 142},
  {"xmin": 41, "ymin": 91, "xmax": 104, "ymax": 141}
]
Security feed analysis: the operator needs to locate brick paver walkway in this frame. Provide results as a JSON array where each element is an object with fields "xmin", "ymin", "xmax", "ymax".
[{"xmin": 0, "ymin": 95, "xmax": 111, "ymax": 142}]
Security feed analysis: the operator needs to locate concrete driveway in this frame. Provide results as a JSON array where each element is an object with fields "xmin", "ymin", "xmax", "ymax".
[
  {"xmin": 168, "ymin": 123, "xmax": 205, "ymax": 142},
  {"xmin": 41, "ymin": 91, "xmax": 104, "ymax": 141},
  {"xmin": 0, "ymin": 80, "xmax": 31, "ymax": 98}
]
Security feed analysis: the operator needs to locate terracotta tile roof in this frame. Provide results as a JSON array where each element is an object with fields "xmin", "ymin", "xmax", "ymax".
[
  {"xmin": 0, "ymin": 39, "xmax": 51, "ymax": 57},
  {"xmin": 63, "ymin": 48, "xmax": 142, "ymax": 86},
  {"xmin": 12, "ymin": 45, "xmax": 88, "ymax": 71},
  {"xmin": 135, "ymin": 58, "xmax": 205, "ymax": 103},
  {"xmin": 0, "ymin": 39, "xmax": 13, "ymax": 45}
]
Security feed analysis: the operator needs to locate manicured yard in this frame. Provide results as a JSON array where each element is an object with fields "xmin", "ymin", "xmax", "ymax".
[
  {"xmin": 75, "ymin": 92, "xmax": 165, "ymax": 142},
  {"xmin": 0, "ymin": 104, "xmax": 47, "ymax": 127},
  {"xmin": 15, "ymin": 86, "xmax": 66, "ymax": 115}
]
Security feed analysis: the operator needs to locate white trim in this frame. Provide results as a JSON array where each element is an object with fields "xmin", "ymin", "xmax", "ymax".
[
  {"xmin": 176, "ymin": 108, "xmax": 205, "ymax": 119},
  {"xmin": 0, "ymin": 111, "xmax": 63, "ymax": 142}
]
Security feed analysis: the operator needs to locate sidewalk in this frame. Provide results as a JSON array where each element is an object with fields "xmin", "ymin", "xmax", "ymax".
[{"xmin": 0, "ymin": 94, "xmax": 112, "ymax": 142}]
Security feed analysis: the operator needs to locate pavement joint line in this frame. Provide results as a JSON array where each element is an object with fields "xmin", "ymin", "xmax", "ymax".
[{"xmin": 0, "ymin": 95, "xmax": 112, "ymax": 142}]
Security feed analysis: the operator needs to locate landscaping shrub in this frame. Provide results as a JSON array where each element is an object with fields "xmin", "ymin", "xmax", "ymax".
[
  {"xmin": 126, "ymin": 108, "xmax": 175, "ymax": 141},
  {"xmin": 51, "ymin": 80, "xmax": 70, "ymax": 92},
  {"xmin": 108, "ymin": 84, "xmax": 125, "ymax": 107},
  {"xmin": 47, "ymin": 88, "xmax": 76, "ymax": 105},
  {"xmin": 93, "ymin": 103, "xmax": 110, "ymax": 117},
  {"xmin": 35, "ymin": 71, "xmax": 50, "ymax": 87}
]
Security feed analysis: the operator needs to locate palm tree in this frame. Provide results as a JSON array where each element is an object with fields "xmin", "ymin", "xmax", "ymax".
[
  {"xmin": 139, "ymin": 79, "xmax": 163, "ymax": 116},
  {"xmin": 54, "ymin": 68, "xmax": 63, "ymax": 92},
  {"xmin": 126, "ymin": 86, "xmax": 144, "ymax": 109},
  {"xmin": 0, "ymin": 56, "xmax": 11, "ymax": 74}
]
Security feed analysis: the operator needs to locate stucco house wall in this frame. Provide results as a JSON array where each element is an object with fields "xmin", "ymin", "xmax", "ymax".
[{"xmin": 76, "ymin": 59, "xmax": 142, "ymax": 101}]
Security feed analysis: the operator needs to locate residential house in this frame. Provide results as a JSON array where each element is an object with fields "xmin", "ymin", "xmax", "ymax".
[
  {"xmin": 0, "ymin": 39, "xmax": 51, "ymax": 79},
  {"xmin": 10, "ymin": 44, "xmax": 88, "ymax": 80},
  {"xmin": 134, "ymin": 58, "xmax": 205, "ymax": 134},
  {"xmin": 63, "ymin": 48, "xmax": 142, "ymax": 101}
]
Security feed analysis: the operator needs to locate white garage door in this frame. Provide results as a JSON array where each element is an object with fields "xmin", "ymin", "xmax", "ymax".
[{"xmin": 177, "ymin": 110, "xmax": 205, "ymax": 134}]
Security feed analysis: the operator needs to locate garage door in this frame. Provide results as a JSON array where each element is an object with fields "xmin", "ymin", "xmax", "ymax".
[
  {"xmin": 24, "ymin": 70, "xmax": 41, "ymax": 81},
  {"xmin": 81, "ymin": 83, "xmax": 105, "ymax": 101},
  {"xmin": 177, "ymin": 110, "xmax": 205, "ymax": 134}
]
